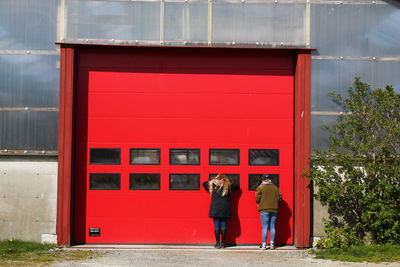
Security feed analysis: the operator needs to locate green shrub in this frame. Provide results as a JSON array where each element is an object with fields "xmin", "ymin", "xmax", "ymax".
[
  {"xmin": 315, "ymin": 220, "xmax": 362, "ymax": 249},
  {"xmin": 309, "ymin": 78, "xmax": 400, "ymax": 247}
]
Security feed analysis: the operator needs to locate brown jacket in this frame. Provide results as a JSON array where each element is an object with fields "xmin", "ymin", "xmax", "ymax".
[{"xmin": 255, "ymin": 183, "xmax": 281, "ymax": 213}]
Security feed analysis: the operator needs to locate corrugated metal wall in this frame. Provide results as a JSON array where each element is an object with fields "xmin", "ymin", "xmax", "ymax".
[
  {"xmin": 0, "ymin": 0, "xmax": 59, "ymax": 154},
  {"xmin": 311, "ymin": 0, "xmax": 400, "ymax": 150}
]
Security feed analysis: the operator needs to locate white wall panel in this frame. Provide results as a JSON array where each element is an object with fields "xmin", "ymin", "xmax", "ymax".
[{"xmin": 0, "ymin": 161, "xmax": 57, "ymax": 242}]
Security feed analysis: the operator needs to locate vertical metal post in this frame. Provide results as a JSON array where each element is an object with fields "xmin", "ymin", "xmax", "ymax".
[
  {"xmin": 160, "ymin": 0, "xmax": 165, "ymax": 43},
  {"xmin": 305, "ymin": 0, "xmax": 311, "ymax": 48},
  {"xmin": 58, "ymin": 0, "xmax": 67, "ymax": 42},
  {"xmin": 208, "ymin": 0, "xmax": 212, "ymax": 45},
  {"xmin": 184, "ymin": 0, "xmax": 190, "ymax": 41}
]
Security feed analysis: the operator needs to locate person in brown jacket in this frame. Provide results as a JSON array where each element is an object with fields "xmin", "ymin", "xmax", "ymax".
[{"xmin": 255, "ymin": 174, "xmax": 281, "ymax": 250}]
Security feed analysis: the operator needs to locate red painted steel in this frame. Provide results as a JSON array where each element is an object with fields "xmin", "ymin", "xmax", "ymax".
[
  {"xmin": 294, "ymin": 52, "xmax": 312, "ymax": 247},
  {"xmin": 72, "ymin": 47, "xmax": 296, "ymax": 244},
  {"xmin": 56, "ymin": 47, "xmax": 75, "ymax": 246}
]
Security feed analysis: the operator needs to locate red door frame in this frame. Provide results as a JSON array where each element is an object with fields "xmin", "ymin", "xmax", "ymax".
[{"xmin": 56, "ymin": 44, "xmax": 312, "ymax": 247}]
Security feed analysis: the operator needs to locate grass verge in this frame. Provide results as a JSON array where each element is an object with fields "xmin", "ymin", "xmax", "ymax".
[
  {"xmin": 0, "ymin": 239, "xmax": 98, "ymax": 267},
  {"xmin": 311, "ymin": 244, "xmax": 400, "ymax": 263}
]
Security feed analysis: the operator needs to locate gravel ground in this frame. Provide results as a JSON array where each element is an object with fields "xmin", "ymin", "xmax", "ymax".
[{"xmin": 51, "ymin": 247, "xmax": 400, "ymax": 267}]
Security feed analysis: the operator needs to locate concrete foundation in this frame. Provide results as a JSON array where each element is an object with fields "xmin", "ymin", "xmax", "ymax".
[
  {"xmin": 0, "ymin": 158, "xmax": 58, "ymax": 243},
  {"xmin": 312, "ymin": 198, "xmax": 329, "ymax": 238}
]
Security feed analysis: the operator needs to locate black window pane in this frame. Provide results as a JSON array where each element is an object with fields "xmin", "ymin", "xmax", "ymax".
[
  {"xmin": 249, "ymin": 149, "xmax": 279, "ymax": 166},
  {"xmin": 170, "ymin": 149, "xmax": 200, "ymax": 165},
  {"xmin": 209, "ymin": 174, "xmax": 240, "ymax": 187},
  {"xmin": 209, "ymin": 149, "xmax": 240, "ymax": 165},
  {"xmin": 89, "ymin": 228, "xmax": 100, "ymax": 237},
  {"xmin": 248, "ymin": 174, "xmax": 279, "ymax": 191},
  {"xmin": 169, "ymin": 174, "xmax": 200, "ymax": 190},
  {"xmin": 90, "ymin": 148, "xmax": 120, "ymax": 165},
  {"xmin": 90, "ymin": 173, "xmax": 120, "ymax": 190},
  {"xmin": 130, "ymin": 173, "xmax": 160, "ymax": 190},
  {"xmin": 130, "ymin": 149, "xmax": 160, "ymax": 165}
]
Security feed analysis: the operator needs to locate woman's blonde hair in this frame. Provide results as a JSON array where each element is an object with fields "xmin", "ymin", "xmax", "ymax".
[{"xmin": 209, "ymin": 174, "xmax": 231, "ymax": 196}]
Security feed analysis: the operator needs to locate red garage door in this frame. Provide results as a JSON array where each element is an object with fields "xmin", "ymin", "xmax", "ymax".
[{"xmin": 73, "ymin": 48, "xmax": 294, "ymax": 244}]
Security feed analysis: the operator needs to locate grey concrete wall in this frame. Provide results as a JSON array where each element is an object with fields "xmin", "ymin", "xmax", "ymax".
[
  {"xmin": 313, "ymin": 198, "xmax": 329, "ymax": 238},
  {"xmin": 0, "ymin": 158, "xmax": 58, "ymax": 243}
]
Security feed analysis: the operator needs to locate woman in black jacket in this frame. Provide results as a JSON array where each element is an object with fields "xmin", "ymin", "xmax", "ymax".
[{"xmin": 202, "ymin": 174, "xmax": 239, "ymax": 248}]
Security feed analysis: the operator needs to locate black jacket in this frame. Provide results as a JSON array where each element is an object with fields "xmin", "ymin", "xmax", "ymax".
[{"xmin": 203, "ymin": 181, "xmax": 239, "ymax": 219}]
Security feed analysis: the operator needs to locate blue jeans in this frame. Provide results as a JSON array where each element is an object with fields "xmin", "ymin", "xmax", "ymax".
[
  {"xmin": 213, "ymin": 218, "xmax": 227, "ymax": 231},
  {"xmin": 260, "ymin": 212, "xmax": 277, "ymax": 243}
]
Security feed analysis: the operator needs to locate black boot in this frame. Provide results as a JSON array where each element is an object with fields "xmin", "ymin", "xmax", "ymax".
[
  {"xmin": 214, "ymin": 230, "xmax": 220, "ymax": 249},
  {"xmin": 220, "ymin": 229, "xmax": 226, "ymax": 248}
]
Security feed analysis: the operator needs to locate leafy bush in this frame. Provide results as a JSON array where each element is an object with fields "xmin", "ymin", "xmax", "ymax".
[
  {"xmin": 314, "ymin": 220, "xmax": 362, "ymax": 249},
  {"xmin": 309, "ymin": 78, "xmax": 400, "ymax": 247}
]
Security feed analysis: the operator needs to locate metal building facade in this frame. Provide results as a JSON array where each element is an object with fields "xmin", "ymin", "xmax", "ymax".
[{"xmin": 0, "ymin": 0, "xmax": 399, "ymax": 244}]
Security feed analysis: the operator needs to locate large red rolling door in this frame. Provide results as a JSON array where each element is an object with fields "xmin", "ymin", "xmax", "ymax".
[{"xmin": 73, "ymin": 48, "xmax": 294, "ymax": 244}]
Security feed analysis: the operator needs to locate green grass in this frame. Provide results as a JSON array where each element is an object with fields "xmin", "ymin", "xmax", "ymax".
[
  {"xmin": 0, "ymin": 239, "xmax": 98, "ymax": 267},
  {"xmin": 311, "ymin": 244, "xmax": 400, "ymax": 263}
]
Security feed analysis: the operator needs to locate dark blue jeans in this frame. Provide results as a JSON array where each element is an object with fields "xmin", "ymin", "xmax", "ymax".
[
  {"xmin": 260, "ymin": 212, "xmax": 278, "ymax": 243},
  {"xmin": 213, "ymin": 218, "xmax": 227, "ymax": 231}
]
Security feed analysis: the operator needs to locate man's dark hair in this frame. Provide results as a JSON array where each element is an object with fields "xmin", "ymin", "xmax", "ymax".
[{"xmin": 261, "ymin": 174, "xmax": 270, "ymax": 181}]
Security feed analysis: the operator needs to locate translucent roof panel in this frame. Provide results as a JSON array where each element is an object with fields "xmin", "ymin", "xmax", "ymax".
[
  {"xmin": 164, "ymin": 1, "xmax": 208, "ymax": 42},
  {"xmin": 312, "ymin": 59, "xmax": 400, "ymax": 112},
  {"xmin": 0, "ymin": 55, "xmax": 59, "ymax": 108},
  {"xmin": 66, "ymin": 0, "xmax": 161, "ymax": 41},
  {"xmin": 311, "ymin": 2, "xmax": 400, "ymax": 57},
  {"xmin": 0, "ymin": 0, "xmax": 59, "ymax": 50},
  {"xmin": 212, "ymin": 0, "xmax": 307, "ymax": 45}
]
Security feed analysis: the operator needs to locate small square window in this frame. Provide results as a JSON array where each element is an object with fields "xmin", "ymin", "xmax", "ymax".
[
  {"xmin": 90, "ymin": 173, "xmax": 120, "ymax": 190},
  {"xmin": 249, "ymin": 149, "xmax": 279, "ymax": 166},
  {"xmin": 209, "ymin": 174, "xmax": 240, "ymax": 187},
  {"xmin": 90, "ymin": 148, "xmax": 120, "ymax": 165},
  {"xmin": 130, "ymin": 173, "xmax": 160, "ymax": 190},
  {"xmin": 169, "ymin": 174, "xmax": 200, "ymax": 190},
  {"xmin": 170, "ymin": 149, "xmax": 200, "ymax": 165},
  {"xmin": 130, "ymin": 149, "xmax": 160, "ymax": 165},
  {"xmin": 248, "ymin": 174, "xmax": 279, "ymax": 191},
  {"xmin": 209, "ymin": 149, "xmax": 240, "ymax": 165},
  {"xmin": 89, "ymin": 228, "xmax": 100, "ymax": 237}
]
